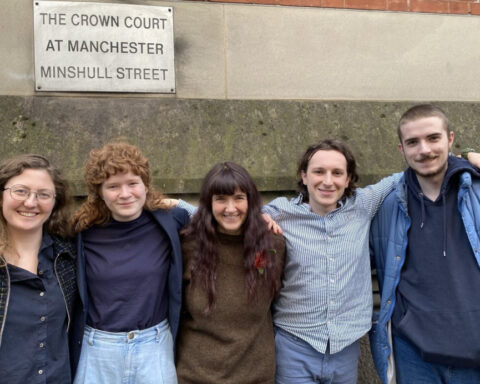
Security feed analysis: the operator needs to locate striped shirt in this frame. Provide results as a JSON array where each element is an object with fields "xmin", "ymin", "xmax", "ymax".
[{"xmin": 263, "ymin": 173, "xmax": 401, "ymax": 354}]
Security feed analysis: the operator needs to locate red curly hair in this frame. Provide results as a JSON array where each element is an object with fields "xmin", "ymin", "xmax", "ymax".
[{"xmin": 73, "ymin": 141, "xmax": 170, "ymax": 232}]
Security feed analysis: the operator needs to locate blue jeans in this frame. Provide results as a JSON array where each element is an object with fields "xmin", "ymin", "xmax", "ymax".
[
  {"xmin": 274, "ymin": 327, "xmax": 360, "ymax": 384},
  {"xmin": 73, "ymin": 319, "xmax": 177, "ymax": 384},
  {"xmin": 393, "ymin": 335, "xmax": 480, "ymax": 384}
]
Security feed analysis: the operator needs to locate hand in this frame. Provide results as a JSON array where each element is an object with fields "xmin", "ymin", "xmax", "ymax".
[
  {"xmin": 467, "ymin": 152, "xmax": 480, "ymax": 168},
  {"xmin": 262, "ymin": 213, "xmax": 283, "ymax": 235},
  {"xmin": 162, "ymin": 198, "xmax": 179, "ymax": 208}
]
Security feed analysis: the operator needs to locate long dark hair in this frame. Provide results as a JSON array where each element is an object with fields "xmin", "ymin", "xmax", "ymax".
[{"xmin": 182, "ymin": 162, "xmax": 281, "ymax": 313}]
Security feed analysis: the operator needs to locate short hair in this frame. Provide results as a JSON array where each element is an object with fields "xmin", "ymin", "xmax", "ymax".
[
  {"xmin": 0, "ymin": 154, "xmax": 73, "ymax": 251},
  {"xmin": 397, "ymin": 104, "xmax": 450, "ymax": 141},
  {"xmin": 73, "ymin": 141, "xmax": 169, "ymax": 232},
  {"xmin": 297, "ymin": 139, "xmax": 359, "ymax": 202}
]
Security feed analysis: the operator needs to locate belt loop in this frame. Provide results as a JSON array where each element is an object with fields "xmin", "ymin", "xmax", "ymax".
[
  {"xmin": 88, "ymin": 328, "xmax": 95, "ymax": 346},
  {"xmin": 156, "ymin": 325, "xmax": 161, "ymax": 343}
]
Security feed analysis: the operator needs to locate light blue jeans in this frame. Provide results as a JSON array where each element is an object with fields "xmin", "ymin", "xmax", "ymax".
[
  {"xmin": 393, "ymin": 335, "xmax": 480, "ymax": 384},
  {"xmin": 73, "ymin": 319, "xmax": 177, "ymax": 384},
  {"xmin": 275, "ymin": 327, "xmax": 360, "ymax": 384}
]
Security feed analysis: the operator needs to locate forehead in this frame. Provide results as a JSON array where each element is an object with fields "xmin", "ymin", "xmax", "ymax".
[
  {"xmin": 7, "ymin": 168, "xmax": 54, "ymax": 188},
  {"xmin": 308, "ymin": 150, "xmax": 347, "ymax": 170},
  {"xmin": 104, "ymin": 171, "xmax": 142, "ymax": 183},
  {"xmin": 400, "ymin": 116, "xmax": 447, "ymax": 141}
]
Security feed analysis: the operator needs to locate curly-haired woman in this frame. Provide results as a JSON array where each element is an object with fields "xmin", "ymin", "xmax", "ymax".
[{"xmin": 71, "ymin": 142, "xmax": 189, "ymax": 384}]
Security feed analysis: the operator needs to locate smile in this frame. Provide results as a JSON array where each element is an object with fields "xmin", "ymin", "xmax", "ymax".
[{"xmin": 18, "ymin": 212, "xmax": 37, "ymax": 217}]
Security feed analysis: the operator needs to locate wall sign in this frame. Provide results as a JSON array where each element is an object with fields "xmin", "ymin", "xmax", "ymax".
[{"xmin": 33, "ymin": 1, "xmax": 175, "ymax": 93}]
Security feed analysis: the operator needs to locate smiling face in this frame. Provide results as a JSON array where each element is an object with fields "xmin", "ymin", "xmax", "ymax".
[
  {"xmin": 2, "ymin": 169, "xmax": 56, "ymax": 236},
  {"xmin": 211, "ymin": 188, "xmax": 248, "ymax": 235},
  {"xmin": 100, "ymin": 171, "xmax": 147, "ymax": 222},
  {"xmin": 399, "ymin": 116, "xmax": 454, "ymax": 180},
  {"xmin": 301, "ymin": 149, "xmax": 350, "ymax": 216}
]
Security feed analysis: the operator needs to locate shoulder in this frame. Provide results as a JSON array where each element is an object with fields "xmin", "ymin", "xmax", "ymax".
[
  {"xmin": 270, "ymin": 233, "xmax": 286, "ymax": 250},
  {"xmin": 52, "ymin": 236, "xmax": 76, "ymax": 259},
  {"xmin": 151, "ymin": 207, "xmax": 190, "ymax": 227}
]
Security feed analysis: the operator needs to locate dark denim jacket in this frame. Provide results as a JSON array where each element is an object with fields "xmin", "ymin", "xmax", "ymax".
[{"xmin": 0, "ymin": 236, "xmax": 77, "ymax": 350}]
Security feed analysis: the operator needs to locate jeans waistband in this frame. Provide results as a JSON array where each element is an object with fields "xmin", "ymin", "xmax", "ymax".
[{"xmin": 84, "ymin": 319, "xmax": 169, "ymax": 344}]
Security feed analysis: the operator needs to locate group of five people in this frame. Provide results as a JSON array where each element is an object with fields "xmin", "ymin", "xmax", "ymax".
[{"xmin": 0, "ymin": 104, "xmax": 478, "ymax": 383}]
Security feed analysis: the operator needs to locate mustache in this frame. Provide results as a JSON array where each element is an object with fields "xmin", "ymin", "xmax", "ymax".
[{"xmin": 416, "ymin": 154, "xmax": 437, "ymax": 161}]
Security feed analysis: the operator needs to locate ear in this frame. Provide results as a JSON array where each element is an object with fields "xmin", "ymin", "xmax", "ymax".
[
  {"xmin": 448, "ymin": 131, "xmax": 454, "ymax": 149},
  {"xmin": 398, "ymin": 143, "xmax": 404, "ymax": 156},
  {"xmin": 301, "ymin": 171, "xmax": 307, "ymax": 185}
]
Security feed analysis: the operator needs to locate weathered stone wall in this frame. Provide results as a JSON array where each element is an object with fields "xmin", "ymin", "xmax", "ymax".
[{"xmin": 2, "ymin": 96, "xmax": 479, "ymax": 196}]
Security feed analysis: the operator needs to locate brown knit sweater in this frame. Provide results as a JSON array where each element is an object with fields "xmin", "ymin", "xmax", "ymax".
[{"xmin": 176, "ymin": 232, "xmax": 285, "ymax": 384}]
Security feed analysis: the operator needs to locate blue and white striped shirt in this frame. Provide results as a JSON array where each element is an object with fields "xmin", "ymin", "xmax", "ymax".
[{"xmin": 263, "ymin": 173, "xmax": 401, "ymax": 354}]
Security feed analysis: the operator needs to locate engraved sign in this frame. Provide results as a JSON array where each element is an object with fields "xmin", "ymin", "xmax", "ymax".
[{"xmin": 33, "ymin": 1, "xmax": 175, "ymax": 93}]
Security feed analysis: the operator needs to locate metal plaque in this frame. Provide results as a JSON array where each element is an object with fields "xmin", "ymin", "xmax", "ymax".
[{"xmin": 33, "ymin": 1, "xmax": 175, "ymax": 93}]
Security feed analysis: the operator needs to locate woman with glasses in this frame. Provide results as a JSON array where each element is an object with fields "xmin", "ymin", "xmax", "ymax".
[
  {"xmin": 71, "ymin": 142, "xmax": 189, "ymax": 384},
  {"xmin": 0, "ymin": 154, "xmax": 77, "ymax": 383}
]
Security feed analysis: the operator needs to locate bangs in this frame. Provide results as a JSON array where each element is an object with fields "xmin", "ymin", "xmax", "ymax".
[{"xmin": 210, "ymin": 169, "xmax": 243, "ymax": 196}]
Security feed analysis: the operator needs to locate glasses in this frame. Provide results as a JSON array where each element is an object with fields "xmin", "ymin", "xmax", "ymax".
[{"xmin": 3, "ymin": 185, "xmax": 56, "ymax": 202}]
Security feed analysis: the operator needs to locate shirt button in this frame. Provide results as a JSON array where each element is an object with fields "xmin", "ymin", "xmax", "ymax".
[
  {"xmin": 40, "ymin": 292, "xmax": 45, "ymax": 297},
  {"xmin": 396, "ymin": 255, "xmax": 401, "ymax": 260},
  {"xmin": 38, "ymin": 369, "xmax": 43, "ymax": 375},
  {"xmin": 387, "ymin": 300, "xmax": 391, "ymax": 305},
  {"xmin": 330, "ymin": 279, "xmax": 334, "ymax": 283},
  {"xmin": 39, "ymin": 343, "xmax": 44, "ymax": 348},
  {"xmin": 40, "ymin": 316, "xmax": 46, "ymax": 321},
  {"xmin": 38, "ymin": 270, "xmax": 44, "ymax": 275}
]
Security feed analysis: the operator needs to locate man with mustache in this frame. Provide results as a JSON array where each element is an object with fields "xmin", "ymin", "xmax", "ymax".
[{"xmin": 370, "ymin": 104, "xmax": 480, "ymax": 383}]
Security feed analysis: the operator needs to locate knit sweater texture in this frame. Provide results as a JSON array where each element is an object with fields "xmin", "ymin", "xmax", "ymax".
[{"xmin": 176, "ymin": 232, "xmax": 285, "ymax": 384}]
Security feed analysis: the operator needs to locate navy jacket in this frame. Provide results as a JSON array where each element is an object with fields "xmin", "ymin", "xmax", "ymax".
[{"xmin": 70, "ymin": 207, "xmax": 189, "ymax": 376}]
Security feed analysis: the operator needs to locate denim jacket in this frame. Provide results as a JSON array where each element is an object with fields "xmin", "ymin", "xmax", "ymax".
[
  {"xmin": 0, "ymin": 236, "xmax": 77, "ymax": 347},
  {"xmin": 369, "ymin": 171, "xmax": 480, "ymax": 383}
]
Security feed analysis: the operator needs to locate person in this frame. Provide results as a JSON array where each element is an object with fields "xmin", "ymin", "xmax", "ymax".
[
  {"xmin": 260, "ymin": 139, "xmax": 403, "ymax": 384},
  {"xmin": 175, "ymin": 162, "xmax": 285, "ymax": 384},
  {"xmin": 71, "ymin": 142, "xmax": 189, "ymax": 384},
  {"xmin": 369, "ymin": 104, "xmax": 480, "ymax": 383},
  {"xmin": 0, "ymin": 154, "xmax": 77, "ymax": 383}
]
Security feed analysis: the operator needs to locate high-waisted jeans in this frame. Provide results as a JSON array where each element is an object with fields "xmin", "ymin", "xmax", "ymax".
[{"xmin": 73, "ymin": 319, "xmax": 177, "ymax": 384}]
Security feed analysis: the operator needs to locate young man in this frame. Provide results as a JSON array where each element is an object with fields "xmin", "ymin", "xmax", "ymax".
[
  {"xmin": 263, "ymin": 139, "xmax": 402, "ymax": 384},
  {"xmin": 370, "ymin": 104, "xmax": 480, "ymax": 384}
]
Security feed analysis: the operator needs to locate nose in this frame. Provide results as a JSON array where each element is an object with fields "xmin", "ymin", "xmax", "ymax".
[
  {"xmin": 225, "ymin": 199, "xmax": 236, "ymax": 212},
  {"xmin": 118, "ymin": 185, "xmax": 131, "ymax": 198},
  {"xmin": 323, "ymin": 172, "xmax": 333, "ymax": 185},
  {"xmin": 23, "ymin": 192, "xmax": 39, "ymax": 207},
  {"xmin": 418, "ymin": 140, "xmax": 431, "ymax": 154}
]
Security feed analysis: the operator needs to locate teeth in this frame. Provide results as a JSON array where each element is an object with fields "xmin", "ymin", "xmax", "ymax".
[{"xmin": 19, "ymin": 212, "xmax": 37, "ymax": 217}]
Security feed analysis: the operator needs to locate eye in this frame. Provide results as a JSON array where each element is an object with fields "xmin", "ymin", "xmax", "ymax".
[
  {"xmin": 106, "ymin": 185, "xmax": 118, "ymax": 190},
  {"xmin": 13, "ymin": 187, "xmax": 29, "ymax": 196},
  {"xmin": 235, "ymin": 195, "xmax": 247, "ymax": 200},
  {"xmin": 333, "ymin": 170, "xmax": 344, "ymax": 176},
  {"xmin": 213, "ymin": 195, "xmax": 225, "ymax": 202},
  {"xmin": 38, "ymin": 191, "xmax": 54, "ymax": 200}
]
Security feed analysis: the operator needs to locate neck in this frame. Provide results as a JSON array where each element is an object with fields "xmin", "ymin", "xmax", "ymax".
[
  {"xmin": 416, "ymin": 170, "xmax": 446, "ymax": 201},
  {"xmin": 5, "ymin": 228, "xmax": 43, "ymax": 273}
]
